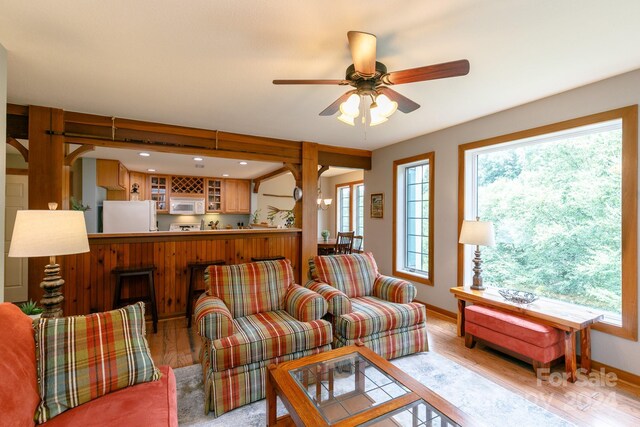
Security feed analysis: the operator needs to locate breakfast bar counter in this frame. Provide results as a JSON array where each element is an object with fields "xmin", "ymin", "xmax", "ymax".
[{"xmin": 59, "ymin": 228, "xmax": 301, "ymax": 318}]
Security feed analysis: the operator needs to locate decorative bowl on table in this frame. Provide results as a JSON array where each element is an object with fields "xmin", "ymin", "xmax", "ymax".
[{"xmin": 498, "ymin": 289, "xmax": 538, "ymax": 304}]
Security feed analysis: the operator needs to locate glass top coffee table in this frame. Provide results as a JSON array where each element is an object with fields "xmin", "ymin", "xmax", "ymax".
[{"xmin": 266, "ymin": 345, "xmax": 474, "ymax": 426}]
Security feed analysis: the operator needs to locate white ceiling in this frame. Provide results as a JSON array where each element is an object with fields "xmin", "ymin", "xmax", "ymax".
[{"xmin": 2, "ymin": 1, "xmax": 640, "ymax": 151}]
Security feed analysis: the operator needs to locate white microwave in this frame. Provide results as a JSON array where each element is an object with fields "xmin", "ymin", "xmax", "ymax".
[{"xmin": 169, "ymin": 197, "xmax": 205, "ymax": 215}]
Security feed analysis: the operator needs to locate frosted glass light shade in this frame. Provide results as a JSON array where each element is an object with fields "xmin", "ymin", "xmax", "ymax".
[
  {"xmin": 374, "ymin": 94, "xmax": 398, "ymax": 118},
  {"xmin": 339, "ymin": 94, "xmax": 360, "ymax": 118},
  {"xmin": 369, "ymin": 110, "xmax": 388, "ymax": 126},
  {"xmin": 337, "ymin": 113, "xmax": 355, "ymax": 126},
  {"xmin": 9, "ymin": 210, "xmax": 90, "ymax": 258},
  {"xmin": 459, "ymin": 220, "xmax": 495, "ymax": 247}
]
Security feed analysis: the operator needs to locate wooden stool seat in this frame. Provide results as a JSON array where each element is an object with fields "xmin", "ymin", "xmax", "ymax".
[
  {"xmin": 186, "ymin": 260, "xmax": 225, "ymax": 327},
  {"xmin": 112, "ymin": 266, "xmax": 158, "ymax": 333}
]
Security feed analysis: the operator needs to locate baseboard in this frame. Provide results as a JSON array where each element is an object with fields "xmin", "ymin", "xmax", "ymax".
[
  {"xmin": 584, "ymin": 358, "xmax": 640, "ymax": 388},
  {"xmin": 415, "ymin": 299, "xmax": 457, "ymax": 320}
]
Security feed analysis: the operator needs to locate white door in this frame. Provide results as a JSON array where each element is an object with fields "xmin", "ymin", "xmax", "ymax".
[{"xmin": 4, "ymin": 174, "xmax": 28, "ymax": 302}]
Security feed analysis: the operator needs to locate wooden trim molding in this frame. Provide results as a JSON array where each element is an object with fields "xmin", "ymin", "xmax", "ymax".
[
  {"xmin": 457, "ymin": 105, "xmax": 638, "ymax": 341},
  {"xmin": 6, "ymin": 168, "xmax": 28, "ymax": 175},
  {"xmin": 334, "ymin": 180, "xmax": 364, "ymax": 233},
  {"xmin": 392, "ymin": 151, "xmax": 435, "ymax": 286}
]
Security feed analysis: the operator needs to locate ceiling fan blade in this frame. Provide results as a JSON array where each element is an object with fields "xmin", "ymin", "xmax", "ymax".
[
  {"xmin": 347, "ymin": 31, "xmax": 377, "ymax": 77},
  {"xmin": 319, "ymin": 90, "xmax": 357, "ymax": 116},
  {"xmin": 383, "ymin": 59, "xmax": 470, "ymax": 85},
  {"xmin": 273, "ymin": 79, "xmax": 350, "ymax": 85},
  {"xmin": 377, "ymin": 87, "xmax": 420, "ymax": 113}
]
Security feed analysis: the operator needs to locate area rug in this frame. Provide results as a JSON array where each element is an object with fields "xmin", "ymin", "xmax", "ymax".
[{"xmin": 175, "ymin": 351, "xmax": 574, "ymax": 426}]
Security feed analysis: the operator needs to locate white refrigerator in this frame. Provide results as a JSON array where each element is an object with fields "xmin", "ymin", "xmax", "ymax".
[{"xmin": 102, "ymin": 200, "xmax": 158, "ymax": 233}]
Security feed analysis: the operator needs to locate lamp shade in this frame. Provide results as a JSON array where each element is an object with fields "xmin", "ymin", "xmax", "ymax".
[
  {"xmin": 9, "ymin": 210, "xmax": 90, "ymax": 258},
  {"xmin": 459, "ymin": 220, "xmax": 495, "ymax": 247}
]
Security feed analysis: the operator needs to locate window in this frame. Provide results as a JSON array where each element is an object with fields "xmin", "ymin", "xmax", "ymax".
[
  {"xmin": 459, "ymin": 106, "xmax": 637, "ymax": 340},
  {"xmin": 335, "ymin": 181, "xmax": 364, "ymax": 238},
  {"xmin": 393, "ymin": 152, "xmax": 435, "ymax": 286}
]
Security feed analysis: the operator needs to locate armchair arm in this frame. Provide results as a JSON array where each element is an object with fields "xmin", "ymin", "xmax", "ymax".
[
  {"xmin": 285, "ymin": 285, "xmax": 327, "ymax": 322},
  {"xmin": 305, "ymin": 280, "xmax": 352, "ymax": 317},
  {"xmin": 373, "ymin": 275, "xmax": 416, "ymax": 304},
  {"xmin": 194, "ymin": 294, "xmax": 235, "ymax": 340}
]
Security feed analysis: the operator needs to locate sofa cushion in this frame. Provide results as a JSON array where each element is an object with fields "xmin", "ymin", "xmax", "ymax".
[
  {"xmin": 208, "ymin": 310, "xmax": 332, "ymax": 371},
  {"xmin": 0, "ymin": 303, "xmax": 40, "ymax": 427},
  {"xmin": 310, "ymin": 252, "xmax": 379, "ymax": 298},
  {"xmin": 43, "ymin": 365, "xmax": 177, "ymax": 427},
  {"xmin": 336, "ymin": 296, "xmax": 427, "ymax": 340},
  {"xmin": 34, "ymin": 302, "xmax": 161, "ymax": 423},
  {"xmin": 465, "ymin": 305, "xmax": 563, "ymax": 347},
  {"xmin": 206, "ymin": 260, "xmax": 294, "ymax": 318}
]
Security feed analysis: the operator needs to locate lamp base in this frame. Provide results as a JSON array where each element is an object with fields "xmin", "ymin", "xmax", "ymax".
[
  {"xmin": 40, "ymin": 263, "xmax": 65, "ymax": 318},
  {"xmin": 470, "ymin": 247, "xmax": 486, "ymax": 291}
]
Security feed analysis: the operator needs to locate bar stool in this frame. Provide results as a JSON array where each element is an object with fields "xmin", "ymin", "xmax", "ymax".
[
  {"xmin": 250, "ymin": 256, "xmax": 286, "ymax": 262},
  {"xmin": 112, "ymin": 266, "xmax": 158, "ymax": 333},
  {"xmin": 186, "ymin": 260, "xmax": 225, "ymax": 327}
]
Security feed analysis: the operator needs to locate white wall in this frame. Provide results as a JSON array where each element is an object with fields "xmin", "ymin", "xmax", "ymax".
[
  {"xmin": 365, "ymin": 68, "xmax": 640, "ymax": 376},
  {"xmin": 0, "ymin": 43, "xmax": 7, "ymax": 301}
]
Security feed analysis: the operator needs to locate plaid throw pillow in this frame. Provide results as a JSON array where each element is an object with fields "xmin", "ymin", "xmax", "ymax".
[{"xmin": 33, "ymin": 302, "xmax": 160, "ymax": 423}]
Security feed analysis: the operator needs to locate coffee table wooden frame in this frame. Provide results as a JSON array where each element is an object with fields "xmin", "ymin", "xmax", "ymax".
[
  {"xmin": 450, "ymin": 286, "xmax": 604, "ymax": 383},
  {"xmin": 266, "ymin": 344, "xmax": 476, "ymax": 427}
]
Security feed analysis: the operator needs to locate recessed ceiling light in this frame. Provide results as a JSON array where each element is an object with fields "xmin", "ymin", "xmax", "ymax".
[
  {"xmin": 193, "ymin": 157, "xmax": 203, "ymax": 161},
  {"xmin": 239, "ymin": 161, "xmax": 248, "ymax": 166},
  {"xmin": 147, "ymin": 168, "xmax": 156, "ymax": 172},
  {"xmin": 139, "ymin": 152, "xmax": 151, "ymax": 157},
  {"xmin": 222, "ymin": 173, "xmax": 229, "ymax": 177}
]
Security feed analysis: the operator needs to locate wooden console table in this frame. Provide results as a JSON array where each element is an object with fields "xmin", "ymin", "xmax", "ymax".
[{"xmin": 450, "ymin": 286, "xmax": 604, "ymax": 383}]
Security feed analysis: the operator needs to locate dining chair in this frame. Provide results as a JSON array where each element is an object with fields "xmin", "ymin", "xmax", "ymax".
[
  {"xmin": 351, "ymin": 235, "xmax": 363, "ymax": 253},
  {"xmin": 334, "ymin": 231, "xmax": 354, "ymax": 254}
]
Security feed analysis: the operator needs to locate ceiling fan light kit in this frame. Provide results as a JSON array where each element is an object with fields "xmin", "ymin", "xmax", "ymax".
[{"xmin": 274, "ymin": 31, "xmax": 470, "ymax": 127}]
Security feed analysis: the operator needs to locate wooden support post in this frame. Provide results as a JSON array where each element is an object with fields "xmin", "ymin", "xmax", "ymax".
[
  {"xmin": 564, "ymin": 330, "xmax": 577, "ymax": 383},
  {"xmin": 27, "ymin": 106, "xmax": 66, "ymax": 303},
  {"xmin": 300, "ymin": 142, "xmax": 318, "ymax": 281}
]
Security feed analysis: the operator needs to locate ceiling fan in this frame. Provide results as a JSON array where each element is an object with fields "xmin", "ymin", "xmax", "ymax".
[{"xmin": 273, "ymin": 31, "xmax": 470, "ymax": 126}]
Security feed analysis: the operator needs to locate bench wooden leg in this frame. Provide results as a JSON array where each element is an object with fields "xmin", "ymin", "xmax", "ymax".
[
  {"xmin": 457, "ymin": 299, "xmax": 466, "ymax": 337},
  {"xmin": 564, "ymin": 330, "xmax": 577, "ymax": 383},
  {"xmin": 580, "ymin": 327, "xmax": 592, "ymax": 373},
  {"xmin": 532, "ymin": 360, "xmax": 550, "ymax": 378},
  {"xmin": 464, "ymin": 333, "xmax": 476, "ymax": 349}
]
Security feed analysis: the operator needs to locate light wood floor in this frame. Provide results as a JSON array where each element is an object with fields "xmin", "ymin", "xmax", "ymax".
[{"xmin": 147, "ymin": 310, "xmax": 640, "ymax": 426}]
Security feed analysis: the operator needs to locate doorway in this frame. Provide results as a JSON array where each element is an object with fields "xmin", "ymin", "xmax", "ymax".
[{"xmin": 4, "ymin": 173, "xmax": 28, "ymax": 302}]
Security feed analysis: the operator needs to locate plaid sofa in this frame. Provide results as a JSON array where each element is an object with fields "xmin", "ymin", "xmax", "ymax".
[
  {"xmin": 306, "ymin": 252, "xmax": 428, "ymax": 360},
  {"xmin": 195, "ymin": 259, "xmax": 332, "ymax": 417}
]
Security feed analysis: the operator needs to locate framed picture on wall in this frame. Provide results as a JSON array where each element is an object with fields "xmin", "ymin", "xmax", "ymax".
[{"xmin": 371, "ymin": 193, "xmax": 384, "ymax": 219}]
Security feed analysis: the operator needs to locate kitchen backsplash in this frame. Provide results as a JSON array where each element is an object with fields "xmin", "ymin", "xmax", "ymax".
[{"xmin": 156, "ymin": 213, "xmax": 250, "ymax": 231}]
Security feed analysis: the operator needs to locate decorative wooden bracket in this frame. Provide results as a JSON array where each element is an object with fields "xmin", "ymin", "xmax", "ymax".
[
  {"xmin": 252, "ymin": 166, "xmax": 290, "ymax": 193},
  {"xmin": 6, "ymin": 136, "xmax": 29, "ymax": 162},
  {"xmin": 64, "ymin": 145, "xmax": 95, "ymax": 166},
  {"xmin": 317, "ymin": 165, "xmax": 329, "ymax": 179},
  {"xmin": 284, "ymin": 163, "xmax": 302, "ymax": 181}
]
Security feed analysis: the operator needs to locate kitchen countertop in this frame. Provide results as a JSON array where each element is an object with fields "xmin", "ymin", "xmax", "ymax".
[{"xmin": 88, "ymin": 227, "xmax": 301, "ymax": 239}]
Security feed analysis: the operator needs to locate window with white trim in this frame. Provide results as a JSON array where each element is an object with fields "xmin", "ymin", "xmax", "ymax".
[{"xmin": 335, "ymin": 181, "xmax": 365, "ymax": 239}]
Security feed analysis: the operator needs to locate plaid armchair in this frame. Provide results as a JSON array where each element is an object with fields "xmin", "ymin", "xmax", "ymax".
[
  {"xmin": 195, "ymin": 259, "xmax": 331, "ymax": 417},
  {"xmin": 306, "ymin": 252, "xmax": 428, "ymax": 360}
]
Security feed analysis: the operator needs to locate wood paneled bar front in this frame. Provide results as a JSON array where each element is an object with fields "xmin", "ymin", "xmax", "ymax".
[{"xmin": 59, "ymin": 228, "xmax": 301, "ymax": 318}]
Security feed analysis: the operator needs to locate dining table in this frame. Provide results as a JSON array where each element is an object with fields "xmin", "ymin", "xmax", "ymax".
[{"xmin": 317, "ymin": 238, "xmax": 337, "ymax": 255}]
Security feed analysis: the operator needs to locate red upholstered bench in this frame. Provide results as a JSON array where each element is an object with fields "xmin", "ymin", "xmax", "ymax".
[{"xmin": 464, "ymin": 304, "xmax": 565, "ymax": 375}]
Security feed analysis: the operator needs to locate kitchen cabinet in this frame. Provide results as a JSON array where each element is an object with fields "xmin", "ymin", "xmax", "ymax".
[
  {"xmin": 97, "ymin": 159, "xmax": 128, "ymax": 190},
  {"xmin": 206, "ymin": 179, "xmax": 224, "ymax": 212},
  {"xmin": 129, "ymin": 171, "xmax": 148, "ymax": 200},
  {"xmin": 224, "ymin": 179, "xmax": 251, "ymax": 214},
  {"xmin": 149, "ymin": 175, "xmax": 170, "ymax": 212}
]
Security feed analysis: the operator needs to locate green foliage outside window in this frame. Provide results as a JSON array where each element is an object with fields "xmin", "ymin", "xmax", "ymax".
[{"xmin": 476, "ymin": 127, "xmax": 622, "ymax": 315}]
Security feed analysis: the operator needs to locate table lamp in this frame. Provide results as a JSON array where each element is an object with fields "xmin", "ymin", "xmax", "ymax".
[
  {"xmin": 8, "ymin": 203, "xmax": 90, "ymax": 318},
  {"xmin": 459, "ymin": 217, "xmax": 495, "ymax": 290}
]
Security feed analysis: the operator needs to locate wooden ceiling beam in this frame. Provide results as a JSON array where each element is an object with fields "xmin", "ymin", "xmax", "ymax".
[
  {"xmin": 284, "ymin": 163, "xmax": 302, "ymax": 181},
  {"xmin": 63, "ymin": 135, "xmax": 299, "ymax": 164},
  {"xmin": 6, "ymin": 136, "xmax": 29, "ymax": 162},
  {"xmin": 252, "ymin": 166, "xmax": 290, "ymax": 193},
  {"xmin": 317, "ymin": 144, "xmax": 372, "ymax": 170}
]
